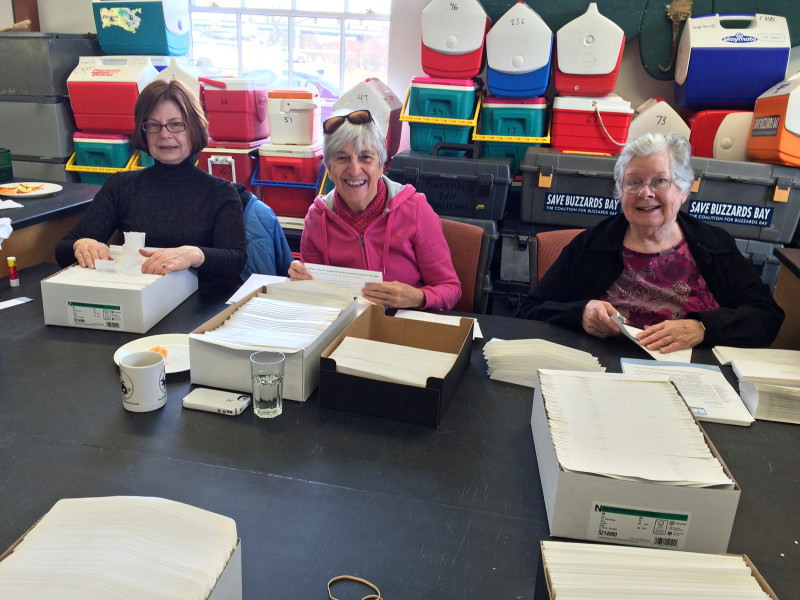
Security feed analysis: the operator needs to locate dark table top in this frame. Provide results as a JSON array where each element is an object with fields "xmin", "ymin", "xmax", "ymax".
[
  {"xmin": 775, "ymin": 246, "xmax": 800, "ymax": 280},
  {"xmin": 1, "ymin": 263, "xmax": 798, "ymax": 599},
  {"xmin": 3, "ymin": 178, "xmax": 99, "ymax": 229}
]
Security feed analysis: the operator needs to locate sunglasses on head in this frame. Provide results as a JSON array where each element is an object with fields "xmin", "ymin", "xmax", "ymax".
[{"xmin": 322, "ymin": 109, "xmax": 373, "ymax": 135}]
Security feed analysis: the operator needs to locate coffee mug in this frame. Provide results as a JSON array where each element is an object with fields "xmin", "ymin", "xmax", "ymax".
[{"xmin": 120, "ymin": 351, "xmax": 167, "ymax": 412}]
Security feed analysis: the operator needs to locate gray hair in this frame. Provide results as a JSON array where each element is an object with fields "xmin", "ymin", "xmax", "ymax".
[
  {"xmin": 613, "ymin": 132, "xmax": 695, "ymax": 200},
  {"xmin": 322, "ymin": 117, "xmax": 387, "ymax": 170}
]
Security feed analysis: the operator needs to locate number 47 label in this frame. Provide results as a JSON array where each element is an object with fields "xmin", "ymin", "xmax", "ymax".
[{"xmin": 588, "ymin": 502, "xmax": 690, "ymax": 550}]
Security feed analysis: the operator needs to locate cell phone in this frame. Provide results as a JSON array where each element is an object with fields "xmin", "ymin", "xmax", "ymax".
[{"xmin": 182, "ymin": 387, "xmax": 251, "ymax": 416}]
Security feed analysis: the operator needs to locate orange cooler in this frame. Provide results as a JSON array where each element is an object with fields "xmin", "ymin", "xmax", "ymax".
[
  {"xmin": 204, "ymin": 78, "xmax": 269, "ymax": 143},
  {"xmin": 67, "ymin": 56, "xmax": 158, "ymax": 134},
  {"xmin": 551, "ymin": 94, "xmax": 633, "ymax": 155},
  {"xmin": 748, "ymin": 73, "xmax": 800, "ymax": 166}
]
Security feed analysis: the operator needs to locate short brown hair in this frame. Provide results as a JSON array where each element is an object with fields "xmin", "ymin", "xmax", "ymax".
[{"xmin": 132, "ymin": 79, "xmax": 208, "ymax": 156}]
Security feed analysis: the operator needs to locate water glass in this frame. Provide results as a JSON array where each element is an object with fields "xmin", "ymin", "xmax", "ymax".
[{"xmin": 250, "ymin": 351, "xmax": 285, "ymax": 418}]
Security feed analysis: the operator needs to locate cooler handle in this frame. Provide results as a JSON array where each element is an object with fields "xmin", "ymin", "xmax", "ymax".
[
  {"xmin": 774, "ymin": 177, "xmax": 792, "ymax": 203},
  {"xmin": 432, "ymin": 142, "xmax": 480, "ymax": 159},
  {"xmin": 208, "ymin": 155, "xmax": 236, "ymax": 183},
  {"xmin": 255, "ymin": 95, "xmax": 268, "ymax": 124},
  {"xmin": 591, "ymin": 101, "xmax": 627, "ymax": 148}
]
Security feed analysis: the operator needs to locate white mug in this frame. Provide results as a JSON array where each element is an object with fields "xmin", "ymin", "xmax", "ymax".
[{"xmin": 120, "ymin": 351, "xmax": 167, "ymax": 412}]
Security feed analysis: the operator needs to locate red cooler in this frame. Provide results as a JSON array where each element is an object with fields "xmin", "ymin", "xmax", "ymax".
[
  {"xmin": 689, "ymin": 110, "xmax": 750, "ymax": 159},
  {"xmin": 204, "ymin": 78, "xmax": 270, "ymax": 143},
  {"xmin": 551, "ymin": 94, "xmax": 633, "ymax": 154},
  {"xmin": 199, "ymin": 138, "xmax": 268, "ymax": 197},
  {"xmin": 421, "ymin": 0, "xmax": 491, "ymax": 79},
  {"xmin": 67, "ymin": 56, "xmax": 158, "ymax": 134},
  {"xmin": 258, "ymin": 141, "xmax": 323, "ymax": 184}
]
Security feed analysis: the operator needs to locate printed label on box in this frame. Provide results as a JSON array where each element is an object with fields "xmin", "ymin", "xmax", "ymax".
[
  {"xmin": 544, "ymin": 192, "xmax": 620, "ymax": 216},
  {"xmin": 68, "ymin": 300, "xmax": 123, "ymax": 330},
  {"xmin": 688, "ymin": 201, "xmax": 774, "ymax": 228},
  {"xmin": 588, "ymin": 502, "xmax": 690, "ymax": 550}
]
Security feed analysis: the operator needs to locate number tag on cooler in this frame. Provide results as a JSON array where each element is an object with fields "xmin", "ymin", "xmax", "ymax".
[{"xmin": 588, "ymin": 502, "xmax": 690, "ymax": 550}]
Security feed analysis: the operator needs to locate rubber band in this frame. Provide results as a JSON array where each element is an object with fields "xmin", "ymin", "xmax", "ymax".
[{"xmin": 328, "ymin": 575, "xmax": 382, "ymax": 600}]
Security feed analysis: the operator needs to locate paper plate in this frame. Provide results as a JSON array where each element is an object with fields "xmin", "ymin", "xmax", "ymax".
[
  {"xmin": 114, "ymin": 334, "xmax": 190, "ymax": 374},
  {"xmin": 0, "ymin": 182, "xmax": 63, "ymax": 198}
]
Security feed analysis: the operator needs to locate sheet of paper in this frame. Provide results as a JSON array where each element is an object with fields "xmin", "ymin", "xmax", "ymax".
[
  {"xmin": 611, "ymin": 313, "xmax": 693, "ymax": 363},
  {"xmin": 0, "ymin": 199, "xmax": 23, "ymax": 210},
  {"xmin": 620, "ymin": 358, "xmax": 754, "ymax": 426},
  {"xmin": 305, "ymin": 263, "xmax": 382, "ymax": 296},
  {"xmin": 226, "ymin": 273, "xmax": 289, "ymax": 304},
  {"xmin": 394, "ymin": 309, "xmax": 483, "ymax": 339},
  {"xmin": 0, "ymin": 297, "xmax": 32, "ymax": 311}
]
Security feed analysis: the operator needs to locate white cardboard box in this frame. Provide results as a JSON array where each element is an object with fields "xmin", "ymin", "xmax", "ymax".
[
  {"xmin": 189, "ymin": 285, "xmax": 358, "ymax": 402},
  {"xmin": 531, "ymin": 373, "xmax": 741, "ymax": 554},
  {"xmin": 41, "ymin": 264, "xmax": 198, "ymax": 333}
]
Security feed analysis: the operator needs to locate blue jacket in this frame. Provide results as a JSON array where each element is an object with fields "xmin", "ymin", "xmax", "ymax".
[{"xmin": 236, "ymin": 185, "xmax": 294, "ymax": 280}]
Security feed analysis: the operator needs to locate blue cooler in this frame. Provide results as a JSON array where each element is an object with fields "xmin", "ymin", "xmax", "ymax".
[
  {"xmin": 408, "ymin": 76, "xmax": 477, "ymax": 156},
  {"xmin": 674, "ymin": 13, "xmax": 790, "ymax": 110},
  {"xmin": 92, "ymin": 0, "xmax": 190, "ymax": 56},
  {"xmin": 73, "ymin": 132, "xmax": 134, "ymax": 184},
  {"xmin": 485, "ymin": 2, "xmax": 552, "ymax": 98},
  {"xmin": 480, "ymin": 96, "xmax": 547, "ymax": 172}
]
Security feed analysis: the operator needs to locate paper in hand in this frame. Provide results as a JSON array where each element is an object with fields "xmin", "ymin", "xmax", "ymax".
[{"xmin": 611, "ymin": 313, "xmax": 692, "ymax": 363}]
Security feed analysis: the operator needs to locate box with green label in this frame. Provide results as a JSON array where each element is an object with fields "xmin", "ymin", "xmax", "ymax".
[{"xmin": 530, "ymin": 371, "xmax": 740, "ymax": 554}]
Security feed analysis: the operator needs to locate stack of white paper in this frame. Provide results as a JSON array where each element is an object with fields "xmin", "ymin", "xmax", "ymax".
[
  {"xmin": 482, "ymin": 338, "xmax": 605, "ymax": 388},
  {"xmin": 329, "ymin": 336, "xmax": 457, "ymax": 387},
  {"xmin": 540, "ymin": 370, "xmax": 734, "ymax": 488},
  {"xmin": 714, "ymin": 346, "xmax": 800, "ymax": 424},
  {"xmin": 0, "ymin": 496, "xmax": 237, "ymax": 600},
  {"xmin": 620, "ymin": 358, "xmax": 755, "ymax": 426},
  {"xmin": 541, "ymin": 541, "xmax": 772, "ymax": 599}
]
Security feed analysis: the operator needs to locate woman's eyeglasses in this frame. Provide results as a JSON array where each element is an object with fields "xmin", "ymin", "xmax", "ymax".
[
  {"xmin": 322, "ymin": 110, "xmax": 373, "ymax": 135},
  {"xmin": 142, "ymin": 121, "xmax": 188, "ymax": 134},
  {"xmin": 622, "ymin": 177, "xmax": 674, "ymax": 194}
]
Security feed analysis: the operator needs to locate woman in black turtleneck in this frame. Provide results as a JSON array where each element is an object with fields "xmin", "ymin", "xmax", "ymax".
[{"xmin": 55, "ymin": 79, "xmax": 247, "ymax": 280}]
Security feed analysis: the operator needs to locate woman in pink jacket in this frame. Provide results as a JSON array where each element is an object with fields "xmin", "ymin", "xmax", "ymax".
[{"xmin": 288, "ymin": 109, "xmax": 461, "ymax": 310}]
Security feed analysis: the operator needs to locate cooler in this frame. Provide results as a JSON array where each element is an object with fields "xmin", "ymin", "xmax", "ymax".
[
  {"xmin": 407, "ymin": 76, "xmax": 477, "ymax": 155},
  {"xmin": 72, "ymin": 132, "xmax": 134, "ymax": 185},
  {"xmin": 67, "ymin": 56, "xmax": 158, "ymax": 135},
  {"xmin": 420, "ymin": 0, "xmax": 491, "ymax": 79},
  {"xmin": 254, "ymin": 167, "xmax": 325, "ymax": 219},
  {"xmin": 386, "ymin": 146, "xmax": 513, "ymax": 220},
  {"xmin": 205, "ymin": 78, "xmax": 270, "ymax": 143},
  {"xmin": 626, "ymin": 97, "xmax": 690, "ymax": 142},
  {"xmin": 198, "ymin": 138, "xmax": 267, "ymax": 195},
  {"xmin": 485, "ymin": 2, "xmax": 552, "ymax": 98},
  {"xmin": 258, "ymin": 141, "xmax": 323, "ymax": 184},
  {"xmin": 478, "ymin": 96, "xmax": 547, "ymax": 173},
  {"xmin": 267, "ymin": 88, "xmax": 321, "ymax": 146},
  {"xmin": 333, "ymin": 78, "xmax": 403, "ymax": 159},
  {"xmin": 690, "ymin": 110, "xmax": 753, "ymax": 161},
  {"xmin": 674, "ymin": 13, "xmax": 790, "ymax": 110},
  {"xmin": 551, "ymin": 94, "xmax": 633, "ymax": 155},
  {"xmin": 92, "ymin": 0, "xmax": 190, "ymax": 56},
  {"xmin": 554, "ymin": 3, "xmax": 625, "ymax": 97},
  {"xmin": 520, "ymin": 147, "xmax": 620, "ymax": 227},
  {"xmin": 748, "ymin": 72, "xmax": 800, "ymax": 167}
]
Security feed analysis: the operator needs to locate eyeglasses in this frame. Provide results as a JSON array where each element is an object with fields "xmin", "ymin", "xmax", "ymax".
[
  {"xmin": 622, "ymin": 177, "xmax": 674, "ymax": 194},
  {"xmin": 142, "ymin": 121, "xmax": 188, "ymax": 134},
  {"xmin": 322, "ymin": 110, "xmax": 373, "ymax": 135}
]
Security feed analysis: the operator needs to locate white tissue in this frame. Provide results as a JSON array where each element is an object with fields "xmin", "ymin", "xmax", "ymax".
[{"xmin": 0, "ymin": 217, "xmax": 12, "ymax": 248}]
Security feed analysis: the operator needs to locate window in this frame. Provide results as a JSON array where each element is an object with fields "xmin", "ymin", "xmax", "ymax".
[{"xmin": 188, "ymin": 1, "xmax": 392, "ymax": 115}]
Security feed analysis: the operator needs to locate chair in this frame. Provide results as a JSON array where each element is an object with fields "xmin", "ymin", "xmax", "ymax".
[
  {"xmin": 529, "ymin": 228, "xmax": 584, "ymax": 289},
  {"xmin": 441, "ymin": 218, "xmax": 488, "ymax": 313}
]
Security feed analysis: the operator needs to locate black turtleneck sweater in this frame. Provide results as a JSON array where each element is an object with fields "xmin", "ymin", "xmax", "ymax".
[{"xmin": 55, "ymin": 157, "xmax": 247, "ymax": 279}]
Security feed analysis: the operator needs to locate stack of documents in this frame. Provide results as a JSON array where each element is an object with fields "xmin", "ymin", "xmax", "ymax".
[
  {"xmin": 329, "ymin": 336, "xmax": 457, "ymax": 387},
  {"xmin": 541, "ymin": 541, "xmax": 773, "ymax": 599},
  {"xmin": 0, "ymin": 496, "xmax": 238, "ymax": 599},
  {"xmin": 714, "ymin": 346, "xmax": 800, "ymax": 424},
  {"xmin": 540, "ymin": 370, "xmax": 735, "ymax": 488},
  {"xmin": 620, "ymin": 358, "xmax": 755, "ymax": 426},
  {"xmin": 482, "ymin": 338, "xmax": 605, "ymax": 388}
]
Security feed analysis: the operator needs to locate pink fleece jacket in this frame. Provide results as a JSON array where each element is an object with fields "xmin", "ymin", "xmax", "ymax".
[{"xmin": 300, "ymin": 176, "xmax": 462, "ymax": 310}]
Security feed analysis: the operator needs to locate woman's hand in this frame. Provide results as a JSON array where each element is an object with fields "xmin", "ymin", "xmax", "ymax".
[
  {"xmin": 73, "ymin": 238, "xmax": 111, "ymax": 269},
  {"xmin": 362, "ymin": 281, "xmax": 425, "ymax": 310},
  {"xmin": 637, "ymin": 319, "xmax": 705, "ymax": 353},
  {"xmin": 582, "ymin": 300, "xmax": 622, "ymax": 338},
  {"xmin": 288, "ymin": 260, "xmax": 312, "ymax": 281},
  {"xmin": 139, "ymin": 246, "xmax": 204, "ymax": 275}
]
